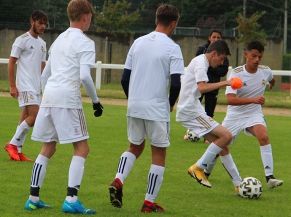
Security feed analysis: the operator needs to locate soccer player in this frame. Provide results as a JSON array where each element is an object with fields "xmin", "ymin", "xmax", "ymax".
[
  {"xmin": 108, "ymin": 4, "xmax": 184, "ymax": 213},
  {"xmin": 24, "ymin": 0, "xmax": 103, "ymax": 214},
  {"xmin": 176, "ymin": 40, "xmax": 242, "ymax": 189},
  {"xmin": 184, "ymin": 30, "xmax": 229, "ymax": 142},
  {"xmin": 5, "ymin": 10, "xmax": 48, "ymax": 161},
  {"xmin": 222, "ymin": 41, "xmax": 283, "ymax": 188}
]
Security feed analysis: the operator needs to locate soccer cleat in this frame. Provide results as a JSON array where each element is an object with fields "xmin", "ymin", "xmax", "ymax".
[
  {"xmin": 19, "ymin": 153, "xmax": 33, "ymax": 162},
  {"xmin": 266, "ymin": 176, "xmax": 283, "ymax": 189},
  {"xmin": 62, "ymin": 200, "xmax": 96, "ymax": 215},
  {"xmin": 141, "ymin": 200, "xmax": 164, "ymax": 213},
  {"xmin": 109, "ymin": 178, "xmax": 123, "ymax": 208},
  {"xmin": 24, "ymin": 199, "xmax": 51, "ymax": 211},
  {"xmin": 4, "ymin": 144, "xmax": 20, "ymax": 161},
  {"xmin": 188, "ymin": 164, "xmax": 212, "ymax": 188}
]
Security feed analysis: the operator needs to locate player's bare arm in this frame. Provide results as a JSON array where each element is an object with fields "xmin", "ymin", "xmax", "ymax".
[
  {"xmin": 8, "ymin": 56, "xmax": 18, "ymax": 98},
  {"xmin": 197, "ymin": 80, "xmax": 228, "ymax": 94},
  {"xmin": 269, "ymin": 78, "xmax": 275, "ymax": 90},
  {"xmin": 226, "ymin": 93, "xmax": 265, "ymax": 105}
]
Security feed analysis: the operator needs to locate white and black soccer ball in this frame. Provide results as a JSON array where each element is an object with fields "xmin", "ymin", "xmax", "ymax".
[
  {"xmin": 239, "ymin": 177, "xmax": 262, "ymax": 199},
  {"xmin": 184, "ymin": 129, "xmax": 200, "ymax": 142}
]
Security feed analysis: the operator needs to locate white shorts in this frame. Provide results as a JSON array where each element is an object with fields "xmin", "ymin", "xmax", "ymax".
[
  {"xmin": 178, "ymin": 114, "xmax": 219, "ymax": 138},
  {"xmin": 32, "ymin": 107, "xmax": 89, "ymax": 144},
  {"xmin": 222, "ymin": 115, "xmax": 266, "ymax": 138},
  {"xmin": 127, "ymin": 117, "xmax": 170, "ymax": 148},
  {"xmin": 18, "ymin": 91, "xmax": 41, "ymax": 107}
]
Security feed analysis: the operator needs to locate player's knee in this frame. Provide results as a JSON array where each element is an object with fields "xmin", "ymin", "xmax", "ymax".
[
  {"xmin": 258, "ymin": 134, "xmax": 269, "ymax": 145},
  {"xmin": 223, "ymin": 131, "xmax": 233, "ymax": 145}
]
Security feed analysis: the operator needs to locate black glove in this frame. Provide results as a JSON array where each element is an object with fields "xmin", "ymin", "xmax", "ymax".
[{"xmin": 93, "ymin": 102, "xmax": 103, "ymax": 117}]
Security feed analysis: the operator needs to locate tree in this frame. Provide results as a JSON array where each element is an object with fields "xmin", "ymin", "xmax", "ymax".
[
  {"xmin": 236, "ymin": 11, "xmax": 267, "ymax": 45},
  {"xmin": 95, "ymin": 0, "xmax": 140, "ymax": 35}
]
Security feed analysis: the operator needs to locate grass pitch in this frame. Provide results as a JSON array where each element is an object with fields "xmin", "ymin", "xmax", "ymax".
[{"xmin": 0, "ymin": 96, "xmax": 290, "ymax": 217}]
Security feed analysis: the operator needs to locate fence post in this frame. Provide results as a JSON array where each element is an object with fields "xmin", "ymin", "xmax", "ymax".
[{"xmin": 95, "ymin": 61, "xmax": 102, "ymax": 90}]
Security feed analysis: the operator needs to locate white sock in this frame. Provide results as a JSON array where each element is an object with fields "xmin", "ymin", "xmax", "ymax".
[
  {"xmin": 30, "ymin": 154, "xmax": 49, "ymax": 188},
  {"xmin": 65, "ymin": 195, "xmax": 78, "ymax": 203},
  {"xmin": 145, "ymin": 164, "xmax": 165, "ymax": 203},
  {"xmin": 68, "ymin": 156, "xmax": 85, "ymax": 188},
  {"xmin": 196, "ymin": 143, "xmax": 222, "ymax": 169},
  {"xmin": 115, "ymin": 151, "xmax": 136, "ymax": 184},
  {"xmin": 260, "ymin": 144, "xmax": 273, "ymax": 176},
  {"xmin": 204, "ymin": 154, "xmax": 219, "ymax": 175},
  {"xmin": 220, "ymin": 154, "xmax": 242, "ymax": 186},
  {"xmin": 29, "ymin": 195, "xmax": 40, "ymax": 203},
  {"xmin": 10, "ymin": 121, "xmax": 30, "ymax": 151}
]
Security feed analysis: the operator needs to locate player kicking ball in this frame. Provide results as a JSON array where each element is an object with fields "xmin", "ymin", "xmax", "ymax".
[
  {"xmin": 176, "ymin": 40, "xmax": 243, "ymax": 190},
  {"xmin": 221, "ymin": 41, "xmax": 283, "ymax": 189},
  {"xmin": 24, "ymin": 0, "xmax": 103, "ymax": 214}
]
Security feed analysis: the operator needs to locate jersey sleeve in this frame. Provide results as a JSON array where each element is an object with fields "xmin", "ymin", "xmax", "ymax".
[
  {"xmin": 42, "ymin": 41, "xmax": 47, "ymax": 62},
  {"xmin": 77, "ymin": 40, "xmax": 96, "ymax": 67},
  {"xmin": 124, "ymin": 42, "xmax": 134, "ymax": 70},
  {"xmin": 266, "ymin": 68, "xmax": 273, "ymax": 82},
  {"xmin": 10, "ymin": 37, "xmax": 24, "ymax": 58},
  {"xmin": 170, "ymin": 45, "xmax": 184, "ymax": 75}
]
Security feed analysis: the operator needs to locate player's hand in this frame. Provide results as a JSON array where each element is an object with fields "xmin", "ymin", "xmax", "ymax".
[
  {"xmin": 229, "ymin": 77, "xmax": 243, "ymax": 89},
  {"xmin": 253, "ymin": 96, "xmax": 265, "ymax": 105},
  {"xmin": 93, "ymin": 102, "xmax": 103, "ymax": 117},
  {"xmin": 10, "ymin": 86, "xmax": 18, "ymax": 98}
]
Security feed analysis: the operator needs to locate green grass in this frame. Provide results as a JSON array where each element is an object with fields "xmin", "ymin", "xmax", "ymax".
[
  {"xmin": 0, "ymin": 97, "xmax": 290, "ymax": 217},
  {"xmin": 1, "ymin": 79, "xmax": 291, "ymax": 107}
]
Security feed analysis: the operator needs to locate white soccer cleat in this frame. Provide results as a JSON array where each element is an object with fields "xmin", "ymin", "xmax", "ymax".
[{"xmin": 267, "ymin": 178, "xmax": 283, "ymax": 188}]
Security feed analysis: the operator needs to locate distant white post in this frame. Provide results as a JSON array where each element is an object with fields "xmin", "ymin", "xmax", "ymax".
[{"xmin": 95, "ymin": 61, "xmax": 102, "ymax": 90}]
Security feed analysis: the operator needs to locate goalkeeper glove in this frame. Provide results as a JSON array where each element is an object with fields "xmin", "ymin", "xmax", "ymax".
[{"xmin": 93, "ymin": 102, "xmax": 103, "ymax": 117}]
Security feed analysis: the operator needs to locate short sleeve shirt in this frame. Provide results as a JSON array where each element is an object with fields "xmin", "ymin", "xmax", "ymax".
[
  {"xmin": 10, "ymin": 32, "xmax": 46, "ymax": 93},
  {"xmin": 224, "ymin": 65, "xmax": 273, "ymax": 119},
  {"xmin": 125, "ymin": 31, "xmax": 184, "ymax": 122},
  {"xmin": 176, "ymin": 54, "xmax": 209, "ymax": 121}
]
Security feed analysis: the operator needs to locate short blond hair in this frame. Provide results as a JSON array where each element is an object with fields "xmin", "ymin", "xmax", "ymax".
[{"xmin": 67, "ymin": 0, "xmax": 93, "ymax": 22}]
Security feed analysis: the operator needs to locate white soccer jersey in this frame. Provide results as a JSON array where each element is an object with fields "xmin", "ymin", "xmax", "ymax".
[
  {"xmin": 176, "ymin": 54, "xmax": 209, "ymax": 121},
  {"xmin": 224, "ymin": 65, "xmax": 273, "ymax": 119},
  {"xmin": 41, "ymin": 27, "xmax": 95, "ymax": 109},
  {"xmin": 10, "ymin": 32, "xmax": 46, "ymax": 94},
  {"xmin": 125, "ymin": 31, "xmax": 184, "ymax": 122}
]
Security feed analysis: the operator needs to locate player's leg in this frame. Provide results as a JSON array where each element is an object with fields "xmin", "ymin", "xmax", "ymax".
[
  {"xmin": 247, "ymin": 124, "xmax": 283, "ymax": 188},
  {"xmin": 62, "ymin": 139, "xmax": 96, "ymax": 214},
  {"xmin": 25, "ymin": 142, "xmax": 56, "ymax": 211},
  {"xmin": 141, "ymin": 120, "xmax": 168, "ymax": 213},
  {"xmin": 5, "ymin": 92, "xmax": 40, "ymax": 161},
  {"xmin": 109, "ymin": 117, "xmax": 145, "ymax": 208}
]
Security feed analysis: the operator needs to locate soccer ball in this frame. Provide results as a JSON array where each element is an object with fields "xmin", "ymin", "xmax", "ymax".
[
  {"xmin": 238, "ymin": 177, "xmax": 262, "ymax": 199},
  {"xmin": 184, "ymin": 129, "xmax": 200, "ymax": 142}
]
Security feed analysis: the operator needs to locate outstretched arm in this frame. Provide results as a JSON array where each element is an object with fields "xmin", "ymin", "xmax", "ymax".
[{"xmin": 226, "ymin": 93, "xmax": 265, "ymax": 105}]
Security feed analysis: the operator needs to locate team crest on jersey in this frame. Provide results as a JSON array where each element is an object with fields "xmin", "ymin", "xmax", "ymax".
[
  {"xmin": 41, "ymin": 46, "xmax": 45, "ymax": 52},
  {"xmin": 30, "ymin": 45, "xmax": 34, "ymax": 49}
]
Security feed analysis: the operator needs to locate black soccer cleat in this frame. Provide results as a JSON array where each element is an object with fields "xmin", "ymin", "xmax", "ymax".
[{"xmin": 109, "ymin": 179, "xmax": 123, "ymax": 208}]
